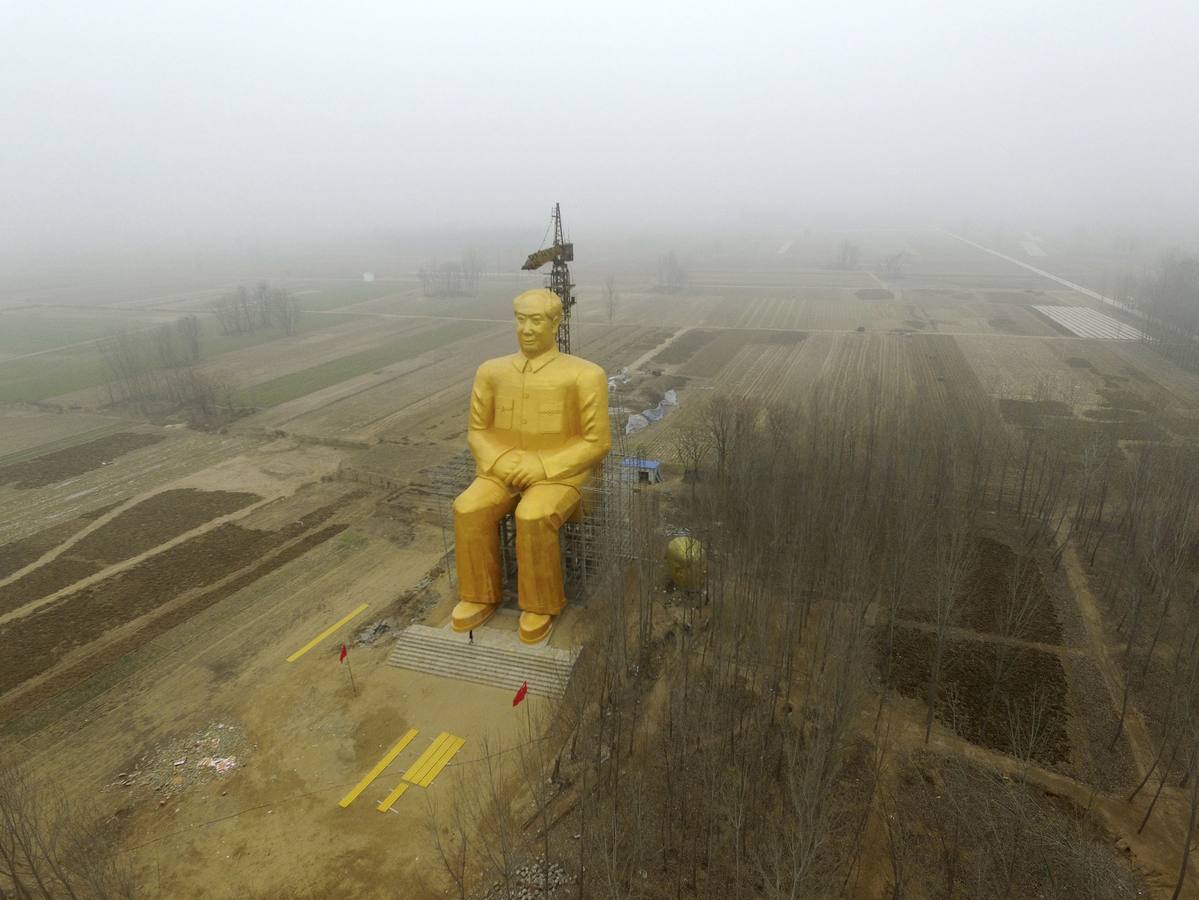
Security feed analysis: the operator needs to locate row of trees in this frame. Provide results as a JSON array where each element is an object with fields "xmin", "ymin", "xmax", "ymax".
[
  {"xmin": 97, "ymin": 322, "xmax": 236, "ymax": 426},
  {"xmin": 418, "ymin": 250, "xmax": 485, "ymax": 298},
  {"xmin": 655, "ymin": 251, "xmax": 688, "ymax": 293},
  {"xmin": 1102, "ymin": 248, "xmax": 1199, "ymax": 372},
  {"xmin": 210, "ymin": 282, "xmax": 301, "ymax": 336},
  {"xmin": 430, "ymin": 368, "xmax": 1150, "ymax": 897}
]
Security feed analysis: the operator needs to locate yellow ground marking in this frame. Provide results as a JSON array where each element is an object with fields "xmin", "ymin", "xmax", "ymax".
[
  {"xmin": 376, "ymin": 781, "xmax": 410, "ymax": 812},
  {"xmin": 286, "ymin": 602, "xmax": 369, "ymax": 663},
  {"xmin": 338, "ymin": 729, "xmax": 418, "ymax": 808},
  {"xmin": 417, "ymin": 736, "xmax": 465, "ymax": 787},
  {"xmin": 376, "ymin": 733, "xmax": 465, "ymax": 811},
  {"xmin": 401, "ymin": 732, "xmax": 452, "ymax": 785}
]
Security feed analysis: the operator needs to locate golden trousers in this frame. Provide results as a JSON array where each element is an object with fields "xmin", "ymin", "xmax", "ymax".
[{"xmin": 452, "ymin": 476, "xmax": 581, "ymax": 616}]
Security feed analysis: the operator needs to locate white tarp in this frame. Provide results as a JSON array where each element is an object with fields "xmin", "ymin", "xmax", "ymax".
[{"xmin": 625, "ymin": 413, "xmax": 650, "ymax": 435}]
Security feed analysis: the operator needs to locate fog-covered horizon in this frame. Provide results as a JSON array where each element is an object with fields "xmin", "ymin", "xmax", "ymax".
[{"xmin": 5, "ymin": 1, "xmax": 1198, "ymax": 256}]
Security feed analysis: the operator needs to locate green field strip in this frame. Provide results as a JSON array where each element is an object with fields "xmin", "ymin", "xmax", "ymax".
[
  {"xmin": 0, "ymin": 313, "xmax": 361, "ymax": 403},
  {"xmin": 237, "ymin": 320, "xmax": 494, "ymax": 408},
  {"xmin": 194, "ymin": 312, "xmax": 359, "ymax": 358},
  {"xmin": 0, "ymin": 311, "xmax": 159, "ymax": 356},
  {"xmin": 294, "ymin": 283, "xmax": 421, "ymax": 312},
  {"xmin": 0, "ymin": 348, "xmax": 115, "ymax": 403}
]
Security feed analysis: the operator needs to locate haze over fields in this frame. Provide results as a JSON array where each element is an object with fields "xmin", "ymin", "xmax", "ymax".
[
  {"xmin": 8, "ymin": 3, "xmax": 1199, "ymax": 898},
  {"xmin": 4, "ymin": 0, "xmax": 1199, "ymax": 260}
]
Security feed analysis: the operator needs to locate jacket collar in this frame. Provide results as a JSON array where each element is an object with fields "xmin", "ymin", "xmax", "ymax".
[{"xmin": 511, "ymin": 347, "xmax": 560, "ymax": 373}]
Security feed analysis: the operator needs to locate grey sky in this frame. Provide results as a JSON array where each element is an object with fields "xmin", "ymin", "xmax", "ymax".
[{"xmin": 4, "ymin": 1, "xmax": 1197, "ymax": 252}]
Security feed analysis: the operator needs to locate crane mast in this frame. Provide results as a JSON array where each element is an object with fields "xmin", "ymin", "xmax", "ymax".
[{"xmin": 521, "ymin": 203, "xmax": 576, "ymax": 354}]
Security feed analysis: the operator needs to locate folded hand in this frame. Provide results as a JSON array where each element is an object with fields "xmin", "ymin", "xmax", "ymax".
[
  {"xmin": 509, "ymin": 454, "xmax": 547, "ymax": 491},
  {"xmin": 492, "ymin": 449, "xmax": 521, "ymax": 482}
]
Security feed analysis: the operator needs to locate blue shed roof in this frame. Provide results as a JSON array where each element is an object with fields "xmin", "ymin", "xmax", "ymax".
[{"xmin": 621, "ymin": 457, "xmax": 661, "ymax": 470}]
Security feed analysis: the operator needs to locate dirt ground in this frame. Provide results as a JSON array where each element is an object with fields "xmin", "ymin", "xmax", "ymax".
[{"xmin": 3, "ymin": 231, "xmax": 1199, "ymax": 896}]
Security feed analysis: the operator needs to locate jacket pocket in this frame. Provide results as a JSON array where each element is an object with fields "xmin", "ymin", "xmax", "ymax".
[
  {"xmin": 537, "ymin": 401, "xmax": 565, "ymax": 434},
  {"xmin": 495, "ymin": 399, "xmax": 515, "ymax": 429}
]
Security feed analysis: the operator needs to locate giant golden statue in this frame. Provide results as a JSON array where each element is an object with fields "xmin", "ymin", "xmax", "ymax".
[{"xmin": 452, "ymin": 288, "xmax": 611, "ymax": 644}]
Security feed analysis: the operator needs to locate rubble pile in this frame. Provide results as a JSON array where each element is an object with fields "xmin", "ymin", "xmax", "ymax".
[
  {"xmin": 109, "ymin": 722, "xmax": 249, "ymax": 798},
  {"xmin": 481, "ymin": 860, "xmax": 572, "ymax": 899}
]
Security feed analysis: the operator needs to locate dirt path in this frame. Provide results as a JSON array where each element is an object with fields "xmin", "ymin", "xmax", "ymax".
[
  {"xmin": 893, "ymin": 617, "xmax": 1086, "ymax": 659},
  {"xmin": 856, "ymin": 699, "xmax": 1186, "ymax": 898},
  {"xmin": 1061, "ymin": 541, "xmax": 1156, "ymax": 778},
  {"xmin": 0, "ymin": 494, "xmax": 283, "ymax": 628},
  {"xmin": 626, "ymin": 326, "xmax": 691, "ymax": 372},
  {"xmin": 0, "ymin": 443, "xmax": 344, "ymax": 626}
]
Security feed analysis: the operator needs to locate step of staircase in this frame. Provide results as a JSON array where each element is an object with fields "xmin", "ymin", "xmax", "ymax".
[{"xmin": 386, "ymin": 622, "xmax": 578, "ymax": 698}]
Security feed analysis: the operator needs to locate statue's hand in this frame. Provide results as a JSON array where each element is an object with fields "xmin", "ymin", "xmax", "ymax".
[
  {"xmin": 510, "ymin": 454, "xmax": 547, "ymax": 491},
  {"xmin": 492, "ymin": 449, "xmax": 522, "ymax": 483}
]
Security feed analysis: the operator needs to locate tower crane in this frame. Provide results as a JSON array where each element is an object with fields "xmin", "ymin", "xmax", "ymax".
[{"xmin": 522, "ymin": 203, "xmax": 576, "ymax": 353}]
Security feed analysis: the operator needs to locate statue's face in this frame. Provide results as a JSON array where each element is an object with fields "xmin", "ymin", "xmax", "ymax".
[{"xmin": 514, "ymin": 294, "xmax": 560, "ymax": 357}]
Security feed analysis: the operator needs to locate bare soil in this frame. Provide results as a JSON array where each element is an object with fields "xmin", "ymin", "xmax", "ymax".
[
  {"xmin": 0, "ymin": 489, "xmax": 259, "ymax": 616},
  {"xmin": 0, "ymin": 432, "xmax": 164, "ymax": 488},
  {"xmin": 0, "ymin": 498, "xmax": 352, "ymax": 730},
  {"xmin": 0, "ymin": 501, "xmax": 120, "ymax": 578},
  {"xmin": 882, "ymin": 625, "xmax": 1071, "ymax": 765},
  {"xmin": 650, "ymin": 328, "xmax": 721, "ymax": 366},
  {"xmin": 965, "ymin": 536, "xmax": 1062, "ymax": 645}
]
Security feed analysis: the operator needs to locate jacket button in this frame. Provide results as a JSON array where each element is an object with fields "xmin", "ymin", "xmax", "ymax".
[{"xmin": 521, "ymin": 418, "xmax": 527, "ymax": 424}]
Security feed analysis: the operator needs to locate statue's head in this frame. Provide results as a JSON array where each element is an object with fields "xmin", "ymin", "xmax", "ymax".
[{"xmin": 513, "ymin": 289, "xmax": 562, "ymax": 357}]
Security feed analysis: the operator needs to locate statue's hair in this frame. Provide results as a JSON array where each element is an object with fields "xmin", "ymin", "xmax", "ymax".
[{"xmin": 513, "ymin": 288, "xmax": 563, "ymax": 320}]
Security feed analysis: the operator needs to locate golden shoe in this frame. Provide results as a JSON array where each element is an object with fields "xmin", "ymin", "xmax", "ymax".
[
  {"xmin": 518, "ymin": 611, "xmax": 554, "ymax": 644},
  {"xmin": 451, "ymin": 601, "xmax": 497, "ymax": 632}
]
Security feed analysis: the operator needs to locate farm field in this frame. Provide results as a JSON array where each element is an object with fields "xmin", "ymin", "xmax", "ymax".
[
  {"xmin": 0, "ymin": 407, "xmax": 132, "ymax": 461},
  {"xmin": 1, "ymin": 227, "xmax": 1198, "ymax": 897},
  {"xmin": 0, "ymin": 307, "xmax": 167, "ymax": 360}
]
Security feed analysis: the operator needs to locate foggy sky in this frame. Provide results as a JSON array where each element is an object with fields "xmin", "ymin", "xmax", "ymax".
[{"xmin": 4, "ymin": 1, "xmax": 1198, "ymax": 253}]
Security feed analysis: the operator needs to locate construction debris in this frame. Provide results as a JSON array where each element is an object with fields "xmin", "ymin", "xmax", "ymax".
[
  {"xmin": 482, "ymin": 859, "xmax": 573, "ymax": 899},
  {"xmin": 109, "ymin": 722, "xmax": 250, "ymax": 797}
]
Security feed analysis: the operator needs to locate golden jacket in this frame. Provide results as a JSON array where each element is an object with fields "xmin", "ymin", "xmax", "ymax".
[{"xmin": 467, "ymin": 348, "xmax": 611, "ymax": 489}]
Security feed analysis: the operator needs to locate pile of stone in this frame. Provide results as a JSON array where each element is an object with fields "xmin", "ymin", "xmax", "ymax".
[{"xmin": 481, "ymin": 859, "xmax": 572, "ymax": 899}]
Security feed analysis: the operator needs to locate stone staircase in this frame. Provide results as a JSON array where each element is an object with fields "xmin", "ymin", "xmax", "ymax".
[{"xmin": 387, "ymin": 621, "xmax": 578, "ymax": 698}]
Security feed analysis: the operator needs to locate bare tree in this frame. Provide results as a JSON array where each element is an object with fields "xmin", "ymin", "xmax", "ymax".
[
  {"xmin": 670, "ymin": 425, "xmax": 710, "ymax": 504},
  {"xmin": 603, "ymin": 274, "xmax": 619, "ymax": 323},
  {"xmin": 925, "ymin": 502, "xmax": 978, "ymax": 744},
  {"xmin": 834, "ymin": 239, "xmax": 861, "ymax": 270},
  {"xmin": 175, "ymin": 315, "xmax": 201, "ymax": 363},
  {"xmin": 655, "ymin": 251, "xmax": 688, "ymax": 293},
  {"xmin": 879, "ymin": 251, "xmax": 910, "ymax": 279},
  {"xmin": 0, "ymin": 758, "xmax": 136, "ymax": 898},
  {"xmin": 270, "ymin": 289, "xmax": 302, "ymax": 335},
  {"xmin": 462, "ymin": 248, "xmax": 485, "ymax": 295}
]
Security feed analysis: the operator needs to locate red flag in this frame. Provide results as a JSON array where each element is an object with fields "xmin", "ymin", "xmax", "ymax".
[
  {"xmin": 512, "ymin": 681, "xmax": 528, "ymax": 707},
  {"xmin": 339, "ymin": 643, "xmax": 348, "ymax": 664}
]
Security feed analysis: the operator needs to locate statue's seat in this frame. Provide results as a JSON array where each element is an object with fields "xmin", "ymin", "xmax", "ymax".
[{"xmin": 493, "ymin": 477, "xmax": 605, "ymax": 601}]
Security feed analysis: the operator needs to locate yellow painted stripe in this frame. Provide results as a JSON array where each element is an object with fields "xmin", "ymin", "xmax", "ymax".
[
  {"xmin": 376, "ymin": 781, "xmax": 410, "ymax": 813},
  {"xmin": 287, "ymin": 603, "xmax": 369, "ymax": 663},
  {"xmin": 418, "ymin": 736, "xmax": 465, "ymax": 788},
  {"xmin": 413, "ymin": 735, "xmax": 460, "ymax": 788},
  {"xmin": 401, "ymin": 733, "xmax": 451, "ymax": 785},
  {"xmin": 338, "ymin": 729, "xmax": 418, "ymax": 808}
]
